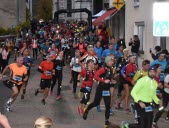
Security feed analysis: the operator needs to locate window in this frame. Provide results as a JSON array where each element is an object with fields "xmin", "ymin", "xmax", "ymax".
[
  {"xmin": 133, "ymin": 0, "xmax": 139, "ymax": 7},
  {"xmin": 135, "ymin": 22, "xmax": 144, "ymax": 52},
  {"xmin": 67, "ymin": 0, "xmax": 72, "ymax": 17}
]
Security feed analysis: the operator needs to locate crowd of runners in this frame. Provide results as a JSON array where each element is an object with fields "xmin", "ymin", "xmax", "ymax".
[{"xmin": 0, "ymin": 20, "xmax": 169, "ymax": 128}]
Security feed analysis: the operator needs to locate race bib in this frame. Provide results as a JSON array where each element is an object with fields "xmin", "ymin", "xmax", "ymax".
[
  {"xmin": 102, "ymin": 91, "xmax": 110, "ymax": 96},
  {"xmin": 156, "ymin": 90, "xmax": 161, "ymax": 95},
  {"xmin": 86, "ymin": 87, "xmax": 91, "ymax": 92},
  {"xmin": 56, "ymin": 66, "xmax": 62, "ymax": 70},
  {"xmin": 14, "ymin": 76, "xmax": 22, "ymax": 81},
  {"xmin": 145, "ymin": 106, "xmax": 153, "ymax": 112},
  {"xmin": 46, "ymin": 71, "xmax": 52, "ymax": 76}
]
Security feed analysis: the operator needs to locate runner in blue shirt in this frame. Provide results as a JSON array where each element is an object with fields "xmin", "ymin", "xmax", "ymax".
[{"xmin": 94, "ymin": 41, "xmax": 103, "ymax": 67}]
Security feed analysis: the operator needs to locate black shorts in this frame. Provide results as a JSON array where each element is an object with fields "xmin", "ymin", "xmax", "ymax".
[
  {"xmin": 40, "ymin": 79, "xmax": 51, "ymax": 89},
  {"xmin": 3, "ymin": 80, "xmax": 22, "ymax": 91}
]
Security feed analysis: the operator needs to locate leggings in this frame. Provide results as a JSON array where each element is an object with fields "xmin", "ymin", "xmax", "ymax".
[
  {"xmin": 72, "ymin": 70, "xmax": 79, "ymax": 93},
  {"xmin": 86, "ymin": 84, "xmax": 111, "ymax": 121},
  {"xmin": 51, "ymin": 71, "xmax": 62, "ymax": 96},
  {"xmin": 1, "ymin": 59, "xmax": 8, "ymax": 73},
  {"xmin": 32, "ymin": 48, "xmax": 38, "ymax": 59}
]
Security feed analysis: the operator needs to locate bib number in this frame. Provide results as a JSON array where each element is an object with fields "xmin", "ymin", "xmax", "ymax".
[
  {"xmin": 145, "ymin": 106, "xmax": 153, "ymax": 112},
  {"xmin": 156, "ymin": 90, "xmax": 160, "ymax": 95},
  {"xmin": 14, "ymin": 76, "xmax": 22, "ymax": 81},
  {"xmin": 102, "ymin": 91, "xmax": 110, "ymax": 96},
  {"xmin": 56, "ymin": 66, "xmax": 62, "ymax": 70},
  {"xmin": 46, "ymin": 71, "xmax": 51, "ymax": 76},
  {"xmin": 85, "ymin": 87, "xmax": 91, "ymax": 92}
]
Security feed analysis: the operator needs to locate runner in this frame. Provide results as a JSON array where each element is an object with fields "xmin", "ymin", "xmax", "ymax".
[
  {"xmin": 117, "ymin": 55, "xmax": 137, "ymax": 112},
  {"xmin": 35, "ymin": 54, "xmax": 54, "ymax": 105},
  {"xmin": 77, "ymin": 59, "xmax": 95, "ymax": 115},
  {"xmin": 50, "ymin": 51, "xmax": 65, "ymax": 100},
  {"xmin": 131, "ymin": 66, "xmax": 162, "ymax": 128},
  {"xmin": 20, "ymin": 49, "xmax": 34, "ymax": 99},
  {"xmin": 70, "ymin": 50, "xmax": 81, "ymax": 99},
  {"xmin": 0, "ymin": 57, "xmax": 28, "ymax": 112},
  {"xmin": 83, "ymin": 56, "xmax": 116, "ymax": 128}
]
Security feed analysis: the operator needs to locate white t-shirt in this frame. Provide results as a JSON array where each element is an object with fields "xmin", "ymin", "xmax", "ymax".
[{"xmin": 164, "ymin": 74, "xmax": 169, "ymax": 93}]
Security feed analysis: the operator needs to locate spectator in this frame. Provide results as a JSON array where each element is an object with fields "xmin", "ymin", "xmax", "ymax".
[
  {"xmin": 116, "ymin": 35, "xmax": 126, "ymax": 50},
  {"xmin": 150, "ymin": 51, "xmax": 167, "ymax": 73},
  {"xmin": 129, "ymin": 35, "xmax": 140, "ymax": 64},
  {"xmin": 149, "ymin": 46, "xmax": 161, "ymax": 60},
  {"xmin": 34, "ymin": 116, "xmax": 53, "ymax": 128}
]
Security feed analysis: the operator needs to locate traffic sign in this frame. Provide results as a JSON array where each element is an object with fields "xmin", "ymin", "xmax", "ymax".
[
  {"xmin": 153, "ymin": 20, "xmax": 169, "ymax": 36},
  {"xmin": 113, "ymin": 0, "xmax": 125, "ymax": 10}
]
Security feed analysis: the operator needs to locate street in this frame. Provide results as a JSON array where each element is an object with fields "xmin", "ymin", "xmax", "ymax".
[{"xmin": 0, "ymin": 55, "xmax": 168, "ymax": 128}]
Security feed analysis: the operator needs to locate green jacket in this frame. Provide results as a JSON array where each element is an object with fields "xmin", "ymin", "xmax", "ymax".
[{"xmin": 131, "ymin": 75, "xmax": 159, "ymax": 104}]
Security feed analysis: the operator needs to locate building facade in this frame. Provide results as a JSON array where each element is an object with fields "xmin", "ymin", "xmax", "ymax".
[
  {"xmin": 125, "ymin": 0, "xmax": 169, "ymax": 60},
  {"xmin": 0, "ymin": 0, "xmax": 26, "ymax": 28}
]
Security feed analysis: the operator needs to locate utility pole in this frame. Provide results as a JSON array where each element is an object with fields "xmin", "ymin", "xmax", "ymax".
[{"xmin": 16, "ymin": 0, "xmax": 19, "ymax": 25}]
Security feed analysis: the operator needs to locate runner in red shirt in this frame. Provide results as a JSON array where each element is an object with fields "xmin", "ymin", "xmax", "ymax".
[
  {"xmin": 35, "ymin": 54, "xmax": 54, "ymax": 105},
  {"xmin": 77, "ymin": 59, "xmax": 95, "ymax": 115}
]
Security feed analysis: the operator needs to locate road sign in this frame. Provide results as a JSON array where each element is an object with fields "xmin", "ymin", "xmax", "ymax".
[
  {"xmin": 153, "ymin": 20, "xmax": 169, "ymax": 36},
  {"xmin": 113, "ymin": 0, "xmax": 125, "ymax": 10}
]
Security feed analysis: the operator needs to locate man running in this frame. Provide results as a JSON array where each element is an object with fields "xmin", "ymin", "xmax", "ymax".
[
  {"xmin": 35, "ymin": 54, "xmax": 54, "ymax": 105},
  {"xmin": 0, "ymin": 57, "xmax": 28, "ymax": 112}
]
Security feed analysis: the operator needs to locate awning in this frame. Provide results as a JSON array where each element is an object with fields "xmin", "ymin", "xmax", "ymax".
[
  {"xmin": 93, "ymin": 10, "xmax": 106, "ymax": 17},
  {"xmin": 93, "ymin": 8, "xmax": 117, "ymax": 26}
]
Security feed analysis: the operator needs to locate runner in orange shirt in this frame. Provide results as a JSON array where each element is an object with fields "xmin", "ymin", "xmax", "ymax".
[{"xmin": 0, "ymin": 57, "xmax": 28, "ymax": 112}]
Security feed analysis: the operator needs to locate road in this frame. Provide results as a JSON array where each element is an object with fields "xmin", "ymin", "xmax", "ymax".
[{"xmin": 0, "ymin": 55, "xmax": 168, "ymax": 128}]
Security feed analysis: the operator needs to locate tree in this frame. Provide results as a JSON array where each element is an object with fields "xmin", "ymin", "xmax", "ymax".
[{"xmin": 37, "ymin": 0, "xmax": 52, "ymax": 21}]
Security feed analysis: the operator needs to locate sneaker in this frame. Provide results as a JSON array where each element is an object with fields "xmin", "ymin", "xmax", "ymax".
[
  {"xmin": 130, "ymin": 103, "xmax": 135, "ymax": 114},
  {"xmin": 104, "ymin": 121, "xmax": 110, "ymax": 128},
  {"xmin": 56, "ymin": 95, "xmax": 62, "ymax": 100},
  {"xmin": 41, "ymin": 99, "xmax": 46, "ymax": 105},
  {"xmin": 23, "ymin": 89, "xmax": 26, "ymax": 94},
  {"xmin": 81, "ymin": 108, "xmax": 85, "ymax": 115},
  {"xmin": 116, "ymin": 100, "xmax": 121, "ymax": 109},
  {"xmin": 97, "ymin": 105, "xmax": 101, "ymax": 112},
  {"xmin": 21, "ymin": 94, "xmax": 24, "ymax": 100},
  {"xmin": 121, "ymin": 121, "xmax": 129, "ymax": 128},
  {"xmin": 34, "ymin": 88, "xmax": 39, "ymax": 96},
  {"xmin": 83, "ymin": 109, "xmax": 88, "ymax": 120},
  {"xmin": 6, "ymin": 107, "xmax": 12, "ymax": 112},
  {"xmin": 164, "ymin": 117, "xmax": 169, "ymax": 122},
  {"xmin": 152, "ymin": 122, "xmax": 159, "ymax": 128},
  {"xmin": 50, "ymin": 91, "xmax": 53, "ymax": 96},
  {"xmin": 125, "ymin": 108, "xmax": 131, "ymax": 113},
  {"xmin": 110, "ymin": 108, "xmax": 113, "ymax": 115}
]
